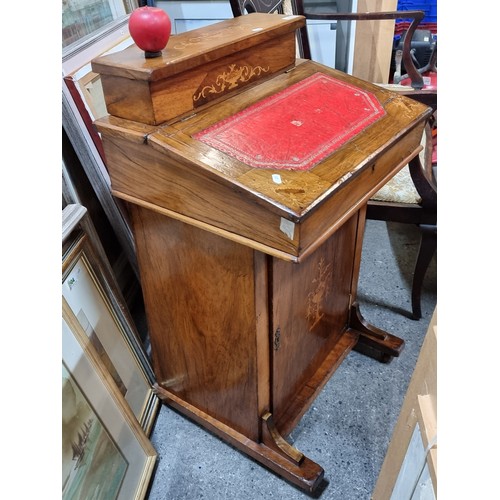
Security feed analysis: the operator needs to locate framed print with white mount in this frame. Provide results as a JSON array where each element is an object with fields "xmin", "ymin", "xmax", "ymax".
[
  {"xmin": 62, "ymin": 302, "xmax": 157, "ymax": 499},
  {"xmin": 62, "ymin": 204, "xmax": 160, "ymax": 434}
]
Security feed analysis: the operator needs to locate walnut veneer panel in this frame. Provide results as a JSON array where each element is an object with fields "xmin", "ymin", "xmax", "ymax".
[{"xmin": 130, "ymin": 206, "xmax": 262, "ymax": 440}]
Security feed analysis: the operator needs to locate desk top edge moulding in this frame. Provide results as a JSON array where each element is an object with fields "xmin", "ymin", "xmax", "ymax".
[{"xmin": 92, "ymin": 13, "xmax": 432, "ymax": 492}]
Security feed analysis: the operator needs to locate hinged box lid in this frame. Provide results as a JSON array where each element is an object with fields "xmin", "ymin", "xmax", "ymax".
[{"xmin": 91, "ymin": 13, "xmax": 305, "ymax": 125}]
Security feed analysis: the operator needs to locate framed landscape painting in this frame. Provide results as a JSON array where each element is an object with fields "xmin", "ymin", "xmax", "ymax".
[{"xmin": 62, "ymin": 305, "xmax": 157, "ymax": 499}]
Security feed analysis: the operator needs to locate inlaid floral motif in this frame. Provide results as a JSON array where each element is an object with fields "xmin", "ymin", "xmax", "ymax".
[
  {"xmin": 194, "ymin": 64, "xmax": 270, "ymax": 101},
  {"xmin": 306, "ymin": 257, "xmax": 333, "ymax": 331}
]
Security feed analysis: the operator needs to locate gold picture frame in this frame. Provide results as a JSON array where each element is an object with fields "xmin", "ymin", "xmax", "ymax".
[
  {"xmin": 62, "ymin": 303, "xmax": 157, "ymax": 499},
  {"xmin": 63, "ymin": 205, "xmax": 160, "ymax": 434}
]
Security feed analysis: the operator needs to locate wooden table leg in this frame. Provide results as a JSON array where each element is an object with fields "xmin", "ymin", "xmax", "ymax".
[{"xmin": 347, "ymin": 205, "xmax": 405, "ymax": 363}]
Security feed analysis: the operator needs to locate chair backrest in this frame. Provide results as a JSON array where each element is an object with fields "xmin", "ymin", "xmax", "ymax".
[
  {"xmin": 229, "ymin": 0, "xmax": 310, "ymax": 57},
  {"xmin": 229, "ymin": 0, "xmax": 285, "ymax": 17},
  {"xmin": 293, "ymin": 3, "xmax": 429, "ymax": 90},
  {"xmin": 229, "ymin": 1, "xmax": 432, "ymax": 91}
]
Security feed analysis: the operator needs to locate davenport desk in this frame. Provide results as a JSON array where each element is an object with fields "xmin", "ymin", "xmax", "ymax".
[{"xmin": 92, "ymin": 13, "xmax": 431, "ymax": 492}]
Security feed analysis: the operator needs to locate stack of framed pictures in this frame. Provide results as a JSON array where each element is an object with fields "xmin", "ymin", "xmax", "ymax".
[
  {"xmin": 63, "ymin": 306, "xmax": 157, "ymax": 499},
  {"xmin": 62, "ymin": 204, "xmax": 159, "ymax": 498}
]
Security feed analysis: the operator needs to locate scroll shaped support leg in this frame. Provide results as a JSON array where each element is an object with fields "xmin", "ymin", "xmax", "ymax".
[
  {"xmin": 349, "ymin": 302, "xmax": 404, "ymax": 363},
  {"xmin": 262, "ymin": 412, "xmax": 304, "ymax": 465}
]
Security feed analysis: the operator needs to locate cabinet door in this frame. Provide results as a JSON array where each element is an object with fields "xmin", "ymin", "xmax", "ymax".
[{"xmin": 271, "ymin": 214, "xmax": 358, "ymax": 433}]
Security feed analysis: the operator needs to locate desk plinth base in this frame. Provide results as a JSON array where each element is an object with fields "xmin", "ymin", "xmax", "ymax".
[
  {"xmin": 152, "ymin": 328, "xmax": 358, "ymax": 492},
  {"xmin": 153, "ymin": 384, "xmax": 325, "ymax": 492},
  {"xmin": 153, "ymin": 309, "xmax": 402, "ymax": 493}
]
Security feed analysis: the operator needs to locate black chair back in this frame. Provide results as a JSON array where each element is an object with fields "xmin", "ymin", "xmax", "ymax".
[{"xmin": 230, "ymin": 0, "xmax": 285, "ymax": 17}]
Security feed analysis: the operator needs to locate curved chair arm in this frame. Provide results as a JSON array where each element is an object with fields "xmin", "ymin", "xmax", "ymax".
[
  {"xmin": 291, "ymin": 3, "xmax": 426, "ymax": 90},
  {"xmin": 409, "ymin": 122, "xmax": 437, "ymax": 210}
]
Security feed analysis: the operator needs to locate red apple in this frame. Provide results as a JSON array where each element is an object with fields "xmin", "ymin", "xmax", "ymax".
[{"xmin": 129, "ymin": 6, "xmax": 171, "ymax": 57}]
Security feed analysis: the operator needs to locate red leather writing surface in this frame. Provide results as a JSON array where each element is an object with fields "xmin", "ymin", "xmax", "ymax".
[{"xmin": 194, "ymin": 72, "xmax": 386, "ymax": 171}]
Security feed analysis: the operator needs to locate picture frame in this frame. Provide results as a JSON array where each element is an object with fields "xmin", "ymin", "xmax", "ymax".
[
  {"xmin": 63, "ymin": 0, "xmax": 138, "ymax": 48},
  {"xmin": 62, "ymin": 6, "xmax": 139, "ymax": 275},
  {"xmin": 62, "ymin": 303, "xmax": 157, "ymax": 499},
  {"xmin": 63, "ymin": 205, "xmax": 160, "ymax": 435}
]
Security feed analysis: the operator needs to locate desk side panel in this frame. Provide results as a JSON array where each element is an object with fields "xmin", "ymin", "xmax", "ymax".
[{"xmin": 130, "ymin": 205, "xmax": 261, "ymax": 440}]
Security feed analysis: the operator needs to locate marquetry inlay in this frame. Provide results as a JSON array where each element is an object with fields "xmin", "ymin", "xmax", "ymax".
[
  {"xmin": 306, "ymin": 257, "xmax": 333, "ymax": 331},
  {"xmin": 194, "ymin": 64, "xmax": 270, "ymax": 101}
]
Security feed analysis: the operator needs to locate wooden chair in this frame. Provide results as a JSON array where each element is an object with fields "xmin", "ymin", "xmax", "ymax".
[
  {"xmin": 368, "ymin": 111, "xmax": 436, "ymax": 320},
  {"xmin": 291, "ymin": 5, "xmax": 437, "ymax": 319},
  {"xmin": 229, "ymin": 1, "xmax": 437, "ymax": 319}
]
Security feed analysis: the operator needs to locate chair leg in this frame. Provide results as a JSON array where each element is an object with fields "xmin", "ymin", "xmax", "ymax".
[{"xmin": 411, "ymin": 224, "xmax": 437, "ymax": 320}]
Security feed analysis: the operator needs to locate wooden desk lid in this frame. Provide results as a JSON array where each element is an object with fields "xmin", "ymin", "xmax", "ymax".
[
  {"xmin": 95, "ymin": 60, "xmax": 431, "ymax": 261},
  {"xmin": 91, "ymin": 13, "xmax": 304, "ymax": 125}
]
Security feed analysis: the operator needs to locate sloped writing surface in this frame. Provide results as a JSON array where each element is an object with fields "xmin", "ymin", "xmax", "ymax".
[{"xmin": 194, "ymin": 72, "xmax": 386, "ymax": 171}]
